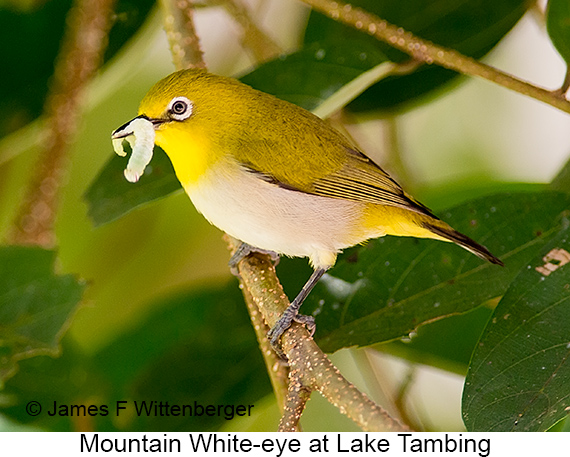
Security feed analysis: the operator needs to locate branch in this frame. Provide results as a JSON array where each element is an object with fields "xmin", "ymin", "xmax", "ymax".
[
  {"xmin": 220, "ymin": 0, "xmax": 282, "ymax": 62},
  {"xmin": 278, "ymin": 372, "xmax": 312, "ymax": 432},
  {"xmin": 7, "ymin": 0, "xmax": 116, "ymax": 246},
  {"xmin": 240, "ymin": 274, "xmax": 292, "ymax": 419},
  {"xmin": 160, "ymin": 0, "xmax": 207, "ymax": 70},
  {"xmin": 300, "ymin": 0, "xmax": 570, "ymax": 115},
  {"xmin": 226, "ymin": 236, "xmax": 409, "ymax": 432},
  {"xmin": 393, "ymin": 365, "xmax": 421, "ymax": 431},
  {"xmin": 555, "ymin": 67, "xmax": 570, "ymax": 98}
]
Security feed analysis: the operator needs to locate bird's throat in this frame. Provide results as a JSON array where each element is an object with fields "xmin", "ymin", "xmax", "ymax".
[{"xmin": 155, "ymin": 126, "xmax": 214, "ymax": 187}]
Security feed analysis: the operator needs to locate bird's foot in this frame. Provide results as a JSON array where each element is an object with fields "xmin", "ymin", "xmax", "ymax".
[
  {"xmin": 229, "ymin": 242, "xmax": 279, "ymax": 276},
  {"xmin": 267, "ymin": 306, "xmax": 315, "ymax": 359}
]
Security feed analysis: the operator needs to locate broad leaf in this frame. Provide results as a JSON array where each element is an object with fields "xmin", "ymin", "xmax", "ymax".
[
  {"xmin": 85, "ymin": 147, "xmax": 181, "ymax": 226},
  {"xmin": 549, "ymin": 153, "xmax": 570, "ymax": 192},
  {"xmin": 95, "ymin": 281, "xmax": 271, "ymax": 431},
  {"xmin": 546, "ymin": 0, "xmax": 570, "ymax": 65},
  {"xmin": 1, "ymin": 282, "xmax": 270, "ymax": 432},
  {"xmin": 240, "ymin": 41, "xmax": 388, "ymax": 111},
  {"xmin": 0, "ymin": 0, "xmax": 71, "ymax": 138},
  {"xmin": 463, "ymin": 230, "xmax": 570, "ymax": 431},
  {"xmin": 308, "ymin": 192, "xmax": 570, "ymax": 352},
  {"xmin": 0, "ymin": 0, "xmax": 155, "ymax": 139},
  {"xmin": 379, "ymin": 305, "xmax": 494, "ymax": 375},
  {"xmin": 0, "ymin": 246, "xmax": 84, "ymax": 382},
  {"xmin": 304, "ymin": 0, "xmax": 529, "ymax": 111}
]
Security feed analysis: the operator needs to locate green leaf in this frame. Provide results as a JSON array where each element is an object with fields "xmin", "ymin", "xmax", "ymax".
[
  {"xmin": 94, "ymin": 281, "xmax": 271, "ymax": 432},
  {"xmin": 547, "ymin": 0, "xmax": 570, "ymax": 65},
  {"xmin": 379, "ymin": 305, "xmax": 494, "ymax": 375},
  {"xmin": 0, "ymin": 0, "xmax": 155, "ymax": 139},
  {"xmin": 304, "ymin": 0, "xmax": 529, "ymax": 111},
  {"xmin": 463, "ymin": 229, "xmax": 570, "ymax": 431},
  {"xmin": 549, "ymin": 154, "xmax": 570, "ymax": 192},
  {"xmin": 84, "ymin": 147, "xmax": 181, "ymax": 226},
  {"xmin": 0, "ymin": 0, "xmax": 71, "ymax": 138},
  {"xmin": 307, "ymin": 192, "xmax": 570, "ymax": 353},
  {"xmin": 0, "ymin": 246, "xmax": 85, "ymax": 382},
  {"xmin": 1, "ymin": 282, "xmax": 270, "ymax": 432},
  {"xmin": 311, "ymin": 62, "xmax": 397, "ymax": 120},
  {"xmin": 240, "ymin": 41, "xmax": 389, "ymax": 111}
]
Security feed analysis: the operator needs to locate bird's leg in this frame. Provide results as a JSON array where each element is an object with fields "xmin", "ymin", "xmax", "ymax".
[
  {"xmin": 229, "ymin": 242, "xmax": 280, "ymax": 276},
  {"xmin": 268, "ymin": 267, "xmax": 327, "ymax": 352}
]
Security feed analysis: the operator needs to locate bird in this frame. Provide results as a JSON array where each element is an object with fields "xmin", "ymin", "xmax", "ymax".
[{"xmin": 111, "ymin": 68, "xmax": 503, "ymax": 352}]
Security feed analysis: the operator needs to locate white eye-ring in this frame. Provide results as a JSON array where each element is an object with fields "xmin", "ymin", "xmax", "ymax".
[{"xmin": 167, "ymin": 96, "xmax": 193, "ymax": 121}]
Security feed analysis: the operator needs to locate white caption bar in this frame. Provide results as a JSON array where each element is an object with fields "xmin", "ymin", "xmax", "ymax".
[{"xmin": 0, "ymin": 432, "xmax": 565, "ymax": 456}]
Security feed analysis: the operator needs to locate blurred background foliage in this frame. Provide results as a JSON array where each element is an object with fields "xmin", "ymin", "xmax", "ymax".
[{"xmin": 1, "ymin": 0, "xmax": 570, "ymax": 432}]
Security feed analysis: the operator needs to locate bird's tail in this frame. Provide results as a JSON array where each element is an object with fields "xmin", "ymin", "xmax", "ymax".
[{"xmin": 422, "ymin": 221, "xmax": 504, "ymax": 266}]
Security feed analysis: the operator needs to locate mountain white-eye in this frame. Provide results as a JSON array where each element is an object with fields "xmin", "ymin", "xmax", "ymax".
[{"xmin": 112, "ymin": 69, "xmax": 503, "ymax": 351}]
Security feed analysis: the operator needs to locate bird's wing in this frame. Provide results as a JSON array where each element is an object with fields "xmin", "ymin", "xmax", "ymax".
[
  {"xmin": 313, "ymin": 150, "xmax": 430, "ymax": 212},
  {"xmin": 228, "ymin": 99, "xmax": 436, "ymax": 218},
  {"xmin": 241, "ymin": 144, "xmax": 436, "ymax": 219}
]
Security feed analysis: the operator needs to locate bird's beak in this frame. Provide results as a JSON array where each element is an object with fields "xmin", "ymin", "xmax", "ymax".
[{"xmin": 111, "ymin": 114, "xmax": 164, "ymax": 140}]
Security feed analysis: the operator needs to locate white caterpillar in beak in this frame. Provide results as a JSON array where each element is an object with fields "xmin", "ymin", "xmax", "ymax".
[{"xmin": 111, "ymin": 116, "xmax": 155, "ymax": 183}]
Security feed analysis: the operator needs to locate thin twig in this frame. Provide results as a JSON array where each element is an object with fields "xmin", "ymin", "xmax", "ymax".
[
  {"xmin": 241, "ymin": 279, "xmax": 291, "ymax": 415},
  {"xmin": 393, "ymin": 365, "xmax": 421, "ymax": 431},
  {"xmin": 556, "ymin": 67, "xmax": 570, "ymax": 98},
  {"xmin": 278, "ymin": 372, "xmax": 311, "ymax": 432},
  {"xmin": 7, "ymin": 0, "xmax": 116, "ymax": 246},
  {"xmin": 226, "ymin": 236, "xmax": 409, "ymax": 432},
  {"xmin": 381, "ymin": 117, "xmax": 411, "ymax": 187},
  {"xmin": 221, "ymin": 0, "xmax": 282, "ymax": 62},
  {"xmin": 160, "ymin": 0, "xmax": 208, "ymax": 70},
  {"xmin": 225, "ymin": 236, "xmax": 297, "ymax": 427},
  {"xmin": 300, "ymin": 0, "xmax": 570, "ymax": 114},
  {"xmin": 285, "ymin": 331, "xmax": 409, "ymax": 431}
]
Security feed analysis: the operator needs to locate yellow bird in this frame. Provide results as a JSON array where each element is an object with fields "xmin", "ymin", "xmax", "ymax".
[{"xmin": 112, "ymin": 69, "xmax": 503, "ymax": 349}]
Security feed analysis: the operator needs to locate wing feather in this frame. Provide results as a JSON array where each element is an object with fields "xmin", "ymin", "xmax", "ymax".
[{"xmin": 242, "ymin": 146, "xmax": 437, "ymax": 219}]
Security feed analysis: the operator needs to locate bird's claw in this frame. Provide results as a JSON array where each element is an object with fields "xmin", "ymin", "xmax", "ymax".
[
  {"xmin": 229, "ymin": 243, "xmax": 279, "ymax": 276},
  {"xmin": 267, "ymin": 311, "xmax": 315, "ymax": 359}
]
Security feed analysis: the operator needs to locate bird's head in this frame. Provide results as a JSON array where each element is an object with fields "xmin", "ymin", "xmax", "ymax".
[{"xmin": 111, "ymin": 69, "xmax": 248, "ymax": 184}]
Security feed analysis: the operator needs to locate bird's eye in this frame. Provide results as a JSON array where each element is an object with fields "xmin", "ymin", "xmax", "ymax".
[
  {"xmin": 172, "ymin": 101, "xmax": 186, "ymax": 114},
  {"xmin": 167, "ymin": 96, "xmax": 193, "ymax": 121}
]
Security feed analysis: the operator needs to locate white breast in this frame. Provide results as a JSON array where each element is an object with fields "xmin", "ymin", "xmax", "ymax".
[{"xmin": 184, "ymin": 162, "xmax": 368, "ymax": 269}]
